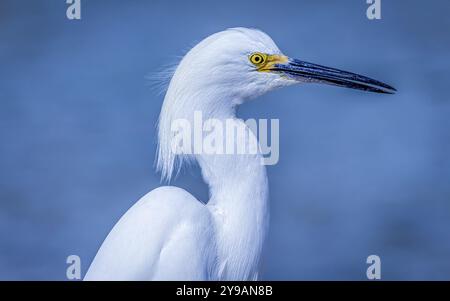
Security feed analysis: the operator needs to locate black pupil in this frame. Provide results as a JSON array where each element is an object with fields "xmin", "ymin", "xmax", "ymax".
[{"xmin": 255, "ymin": 56, "xmax": 261, "ymax": 62}]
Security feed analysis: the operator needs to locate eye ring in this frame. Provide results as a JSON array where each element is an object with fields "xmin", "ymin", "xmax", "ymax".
[{"xmin": 249, "ymin": 53, "xmax": 267, "ymax": 66}]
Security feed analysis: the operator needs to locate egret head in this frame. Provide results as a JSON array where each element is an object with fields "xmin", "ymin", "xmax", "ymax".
[{"xmin": 169, "ymin": 27, "xmax": 395, "ymax": 106}]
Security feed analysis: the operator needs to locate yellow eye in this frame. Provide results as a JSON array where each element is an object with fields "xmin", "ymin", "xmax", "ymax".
[{"xmin": 249, "ymin": 53, "xmax": 267, "ymax": 66}]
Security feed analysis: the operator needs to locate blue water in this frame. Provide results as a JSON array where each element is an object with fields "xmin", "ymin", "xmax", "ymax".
[{"xmin": 0, "ymin": 0, "xmax": 449, "ymax": 280}]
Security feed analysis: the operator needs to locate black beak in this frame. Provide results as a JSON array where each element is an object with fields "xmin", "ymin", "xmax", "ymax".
[{"xmin": 274, "ymin": 58, "xmax": 396, "ymax": 94}]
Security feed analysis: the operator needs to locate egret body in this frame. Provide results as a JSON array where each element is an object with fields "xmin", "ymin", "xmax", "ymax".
[{"xmin": 84, "ymin": 28, "xmax": 395, "ymax": 280}]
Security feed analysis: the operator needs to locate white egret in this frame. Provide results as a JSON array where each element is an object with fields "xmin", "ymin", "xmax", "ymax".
[{"xmin": 84, "ymin": 28, "xmax": 395, "ymax": 280}]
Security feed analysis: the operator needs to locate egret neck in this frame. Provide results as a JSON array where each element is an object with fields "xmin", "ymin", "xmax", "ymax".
[{"xmin": 198, "ymin": 115, "xmax": 269, "ymax": 280}]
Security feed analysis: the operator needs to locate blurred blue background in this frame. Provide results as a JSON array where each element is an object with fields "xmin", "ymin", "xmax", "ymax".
[{"xmin": 1, "ymin": 0, "xmax": 449, "ymax": 280}]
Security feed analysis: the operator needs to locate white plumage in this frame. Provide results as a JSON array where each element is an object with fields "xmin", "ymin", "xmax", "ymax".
[{"xmin": 85, "ymin": 27, "xmax": 395, "ymax": 280}]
